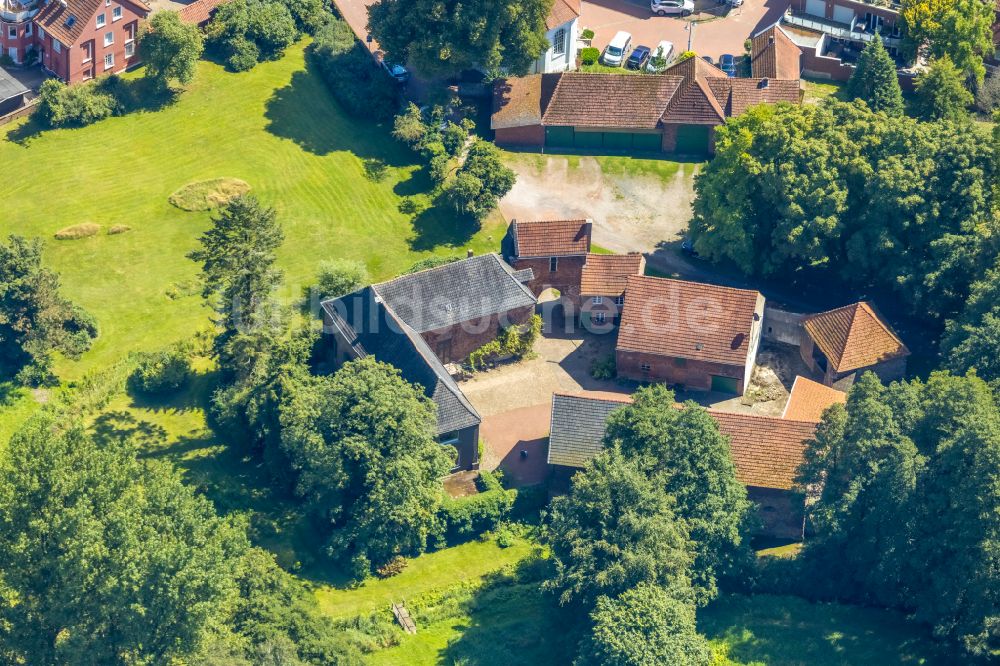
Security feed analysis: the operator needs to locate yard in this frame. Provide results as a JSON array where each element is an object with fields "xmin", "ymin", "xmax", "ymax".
[{"xmin": 0, "ymin": 40, "xmax": 504, "ymax": 442}]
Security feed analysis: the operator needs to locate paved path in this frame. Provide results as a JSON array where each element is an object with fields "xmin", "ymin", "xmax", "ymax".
[{"xmin": 479, "ymin": 404, "xmax": 551, "ymax": 487}]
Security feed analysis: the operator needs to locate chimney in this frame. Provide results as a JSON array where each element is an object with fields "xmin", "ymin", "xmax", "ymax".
[
  {"xmin": 758, "ymin": 77, "xmax": 769, "ymax": 89},
  {"xmin": 467, "ymin": 249, "xmax": 474, "ymax": 258}
]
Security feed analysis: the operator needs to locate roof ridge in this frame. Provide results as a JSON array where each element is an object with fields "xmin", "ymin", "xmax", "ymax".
[{"xmin": 491, "ymin": 252, "xmax": 539, "ymax": 301}]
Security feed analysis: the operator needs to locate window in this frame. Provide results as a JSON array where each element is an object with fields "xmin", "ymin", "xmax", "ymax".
[
  {"xmin": 103, "ymin": 31, "xmax": 113, "ymax": 47},
  {"xmin": 96, "ymin": 13, "xmax": 106, "ymax": 27},
  {"xmin": 82, "ymin": 41, "xmax": 92, "ymax": 63},
  {"xmin": 7, "ymin": 26, "xmax": 16, "ymax": 39},
  {"xmin": 592, "ymin": 296, "xmax": 603, "ymax": 305},
  {"xmin": 24, "ymin": 23, "xmax": 31, "ymax": 36},
  {"xmin": 594, "ymin": 312, "xmax": 606, "ymax": 324},
  {"xmin": 53, "ymin": 39, "xmax": 61, "ymax": 53},
  {"xmin": 83, "ymin": 67, "xmax": 93, "ymax": 80},
  {"xmin": 38, "ymin": 27, "xmax": 44, "ymax": 39},
  {"xmin": 112, "ymin": 6, "xmax": 122, "ymax": 20},
  {"xmin": 614, "ymin": 295, "xmax": 625, "ymax": 306},
  {"xmin": 640, "ymin": 363, "xmax": 651, "ymax": 373},
  {"xmin": 549, "ymin": 257, "xmax": 558, "ymax": 272},
  {"xmin": 125, "ymin": 22, "xmax": 134, "ymax": 42},
  {"xmin": 552, "ymin": 28, "xmax": 566, "ymax": 56},
  {"xmin": 104, "ymin": 52, "xmax": 113, "ymax": 70},
  {"xmin": 124, "ymin": 41, "xmax": 134, "ymax": 57}
]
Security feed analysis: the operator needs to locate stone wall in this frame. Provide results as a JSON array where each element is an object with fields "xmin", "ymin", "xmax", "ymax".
[{"xmin": 763, "ymin": 306, "xmax": 806, "ymax": 346}]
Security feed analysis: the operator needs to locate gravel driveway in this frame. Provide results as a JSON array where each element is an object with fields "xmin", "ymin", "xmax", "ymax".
[{"xmin": 499, "ymin": 154, "xmax": 699, "ymax": 254}]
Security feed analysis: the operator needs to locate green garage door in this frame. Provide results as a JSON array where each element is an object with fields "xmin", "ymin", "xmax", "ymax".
[
  {"xmin": 675, "ymin": 125, "xmax": 711, "ymax": 155},
  {"xmin": 545, "ymin": 126, "xmax": 575, "ymax": 148},
  {"xmin": 568, "ymin": 129, "xmax": 663, "ymax": 152},
  {"xmin": 711, "ymin": 375, "xmax": 739, "ymax": 394}
]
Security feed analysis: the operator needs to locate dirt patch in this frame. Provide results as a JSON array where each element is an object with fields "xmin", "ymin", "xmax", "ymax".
[{"xmin": 499, "ymin": 155, "xmax": 698, "ymax": 253}]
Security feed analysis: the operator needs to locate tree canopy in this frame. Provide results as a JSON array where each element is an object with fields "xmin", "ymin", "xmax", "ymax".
[
  {"xmin": 913, "ymin": 55, "xmax": 974, "ymax": 121},
  {"xmin": 278, "ymin": 357, "xmax": 453, "ymax": 575},
  {"xmin": 797, "ymin": 371, "xmax": 1000, "ymax": 656},
  {"xmin": 690, "ymin": 100, "xmax": 1000, "ymax": 321},
  {"xmin": 901, "ymin": 0, "xmax": 994, "ymax": 84},
  {"xmin": 0, "ymin": 414, "xmax": 249, "ymax": 664},
  {"xmin": 0, "ymin": 235, "xmax": 97, "ymax": 385},
  {"xmin": 367, "ymin": 0, "xmax": 553, "ymax": 77},
  {"xmin": 139, "ymin": 11, "xmax": 204, "ymax": 86},
  {"xmin": 542, "ymin": 447, "xmax": 695, "ymax": 607},
  {"xmin": 206, "ymin": 0, "xmax": 299, "ymax": 72},
  {"xmin": 845, "ymin": 36, "xmax": 903, "ymax": 116},
  {"xmin": 604, "ymin": 385, "xmax": 752, "ymax": 604},
  {"xmin": 447, "ymin": 139, "xmax": 516, "ymax": 220},
  {"xmin": 942, "ymin": 257, "xmax": 1000, "ymax": 382}
]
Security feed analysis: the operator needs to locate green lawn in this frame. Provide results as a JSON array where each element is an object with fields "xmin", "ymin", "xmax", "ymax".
[
  {"xmin": 0, "ymin": 40, "xmax": 502, "ymax": 382},
  {"xmin": 701, "ymin": 594, "xmax": 954, "ymax": 665},
  {"xmin": 802, "ymin": 77, "xmax": 848, "ymax": 105}
]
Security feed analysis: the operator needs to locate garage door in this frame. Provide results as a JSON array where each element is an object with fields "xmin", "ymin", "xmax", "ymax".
[
  {"xmin": 832, "ymin": 4, "xmax": 854, "ymax": 24},
  {"xmin": 674, "ymin": 125, "xmax": 711, "ymax": 155},
  {"xmin": 805, "ymin": 0, "xmax": 825, "ymax": 18},
  {"xmin": 711, "ymin": 375, "xmax": 739, "ymax": 394},
  {"xmin": 569, "ymin": 129, "xmax": 663, "ymax": 151},
  {"xmin": 545, "ymin": 126, "xmax": 575, "ymax": 148}
]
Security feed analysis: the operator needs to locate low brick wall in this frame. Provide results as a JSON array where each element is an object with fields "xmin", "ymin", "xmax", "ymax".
[
  {"xmin": 495, "ymin": 124, "xmax": 544, "ymax": 147},
  {"xmin": 0, "ymin": 98, "xmax": 38, "ymax": 127},
  {"xmin": 421, "ymin": 304, "xmax": 536, "ymax": 365}
]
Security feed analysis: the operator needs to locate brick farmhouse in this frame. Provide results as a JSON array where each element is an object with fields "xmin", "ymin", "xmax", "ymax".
[
  {"xmin": 492, "ymin": 38, "xmax": 802, "ymax": 155},
  {"xmin": 547, "ymin": 392, "xmax": 819, "ymax": 539},
  {"xmin": 321, "ymin": 254, "xmax": 537, "ymax": 470},
  {"xmin": 616, "ymin": 275, "xmax": 765, "ymax": 394},
  {"xmin": 506, "ymin": 218, "xmax": 593, "ymax": 302},
  {"xmin": 1, "ymin": 0, "xmax": 148, "ymax": 84}
]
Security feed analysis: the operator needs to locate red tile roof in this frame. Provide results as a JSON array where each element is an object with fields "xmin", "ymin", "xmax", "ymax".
[
  {"xmin": 751, "ymin": 25, "xmax": 802, "ymax": 79},
  {"xmin": 579, "ymin": 253, "xmax": 645, "ymax": 296},
  {"xmin": 512, "ymin": 219, "xmax": 592, "ymax": 257},
  {"xmin": 546, "ymin": 0, "xmax": 581, "ymax": 30},
  {"xmin": 802, "ymin": 301, "xmax": 910, "ymax": 374},
  {"xmin": 782, "ymin": 376, "xmax": 846, "ymax": 422},
  {"xmin": 708, "ymin": 410, "xmax": 817, "ymax": 490},
  {"xmin": 616, "ymin": 276, "xmax": 763, "ymax": 366},
  {"xmin": 547, "ymin": 391, "xmax": 814, "ymax": 489},
  {"xmin": 708, "ymin": 77, "xmax": 802, "ymax": 115},
  {"xmin": 541, "ymin": 73, "xmax": 683, "ymax": 129},
  {"xmin": 36, "ymin": 0, "xmax": 149, "ymax": 45},
  {"xmin": 660, "ymin": 56, "xmax": 728, "ymax": 125},
  {"xmin": 178, "ymin": 0, "xmax": 227, "ymax": 25}
]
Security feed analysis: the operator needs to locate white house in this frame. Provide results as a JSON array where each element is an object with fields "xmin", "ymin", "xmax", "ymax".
[{"xmin": 531, "ymin": 0, "xmax": 580, "ymax": 74}]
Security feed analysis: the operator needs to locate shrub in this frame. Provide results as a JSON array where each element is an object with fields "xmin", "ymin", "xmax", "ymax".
[
  {"xmin": 581, "ymin": 28, "xmax": 595, "ymax": 40},
  {"xmin": 375, "ymin": 555, "xmax": 407, "ymax": 578},
  {"xmin": 362, "ymin": 157, "xmax": 388, "ymax": 182},
  {"xmin": 590, "ymin": 353, "xmax": 616, "ymax": 380},
  {"xmin": 580, "ymin": 47, "xmax": 600, "ymax": 66},
  {"xmin": 438, "ymin": 485, "xmax": 516, "ymax": 543},
  {"xmin": 441, "ymin": 121, "xmax": 468, "ymax": 156},
  {"xmin": 467, "ymin": 315, "xmax": 541, "ymax": 370},
  {"xmin": 310, "ymin": 17, "xmax": 399, "ymax": 121},
  {"xmin": 37, "ymin": 78, "xmax": 115, "ymax": 127},
  {"xmin": 54, "ymin": 223, "xmax": 101, "ymax": 240},
  {"xmin": 206, "ymin": 0, "xmax": 298, "ymax": 72},
  {"xmin": 405, "ymin": 255, "xmax": 460, "ymax": 274},
  {"xmin": 312, "ymin": 258, "xmax": 369, "ymax": 301},
  {"xmin": 130, "ymin": 348, "xmax": 192, "ymax": 394},
  {"xmin": 168, "ymin": 178, "xmax": 251, "ymax": 211}
]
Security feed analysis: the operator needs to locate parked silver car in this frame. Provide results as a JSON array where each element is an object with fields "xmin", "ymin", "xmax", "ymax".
[{"xmin": 650, "ymin": 0, "xmax": 694, "ymax": 16}]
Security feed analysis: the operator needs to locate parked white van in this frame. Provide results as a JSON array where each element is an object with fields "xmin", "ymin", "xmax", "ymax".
[
  {"xmin": 602, "ymin": 31, "xmax": 632, "ymax": 67},
  {"xmin": 644, "ymin": 40, "xmax": 675, "ymax": 72}
]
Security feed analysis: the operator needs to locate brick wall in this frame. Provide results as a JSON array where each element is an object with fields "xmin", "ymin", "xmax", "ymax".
[
  {"xmin": 513, "ymin": 255, "xmax": 586, "ymax": 302},
  {"xmin": 495, "ymin": 124, "xmax": 544, "ymax": 147},
  {"xmin": 829, "ymin": 356, "xmax": 907, "ymax": 390},
  {"xmin": 748, "ymin": 486, "xmax": 804, "ymax": 540},
  {"xmin": 616, "ymin": 349, "xmax": 748, "ymax": 393},
  {"xmin": 419, "ymin": 304, "xmax": 535, "ymax": 365},
  {"xmin": 660, "ymin": 124, "xmax": 677, "ymax": 152}
]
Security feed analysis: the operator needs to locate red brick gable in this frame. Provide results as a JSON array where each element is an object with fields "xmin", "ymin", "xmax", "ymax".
[
  {"xmin": 36, "ymin": 0, "xmax": 148, "ymax": 46},
  {"xmin": 512, "ymin": 219, "xmax": 592, "ymax": 257},
  {"xmin": 579, "ymin": 253, "xmax": 645, "ymax": 296}
]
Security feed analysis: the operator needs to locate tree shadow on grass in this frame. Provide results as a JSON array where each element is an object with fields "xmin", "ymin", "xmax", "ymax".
[
  {"xmin": 407, "ymin": 191, "xmax": 481, "ymax": 252},
  {"xmin": 263, "ymin": 66, "xmax": 406, "ymax": 164},
  {"xmin": 436, "ymin": 555, "xmax": 580, "ymax": 665}
]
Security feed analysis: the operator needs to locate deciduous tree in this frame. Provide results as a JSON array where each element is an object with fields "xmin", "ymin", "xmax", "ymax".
[
  {"xmin": 139, "ymin": 10, "xmax": 204, "ymax": 86},
  {"xmin": 542, "ymin": 447, "xmax": 694, "ymax": 607},
  {"xmin": 913, "ymin": 55, "xmax": 973, "ymax": 121},
  {"xmin": 604, "ymin": 385, "xmax": 752, "ymax": 603},
  {"xmin": 367, "ymin": 0, "xmax": 552, "ymax": 76},
  {"xmin": 901, "ymin": 0, "xmax": 994, "ymax": 84},
  {"xmin": 447, "ymin": 139, "xmax": 516, "ymax": 220}
]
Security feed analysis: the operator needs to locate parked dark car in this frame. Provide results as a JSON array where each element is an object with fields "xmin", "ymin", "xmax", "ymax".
[
  {"xmin": 626, "ymin": 45, "xmax": 652, "ymax": 70},
  {"xmin": 719, "ymin": 53, "xmax": 736, "ymax": 77},
  {"xmin": 681, "ymin": 239, "xmax": 700, "ymax": 258},
  {"xmin": 701, "ymin": 55, "xmax": 715, "ymax": 65}
]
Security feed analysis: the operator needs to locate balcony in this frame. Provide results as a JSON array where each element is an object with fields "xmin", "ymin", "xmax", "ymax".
[
  {"xmin": 1, "ymin": 0, "xmax": 39, "ymax": 22},
  {"xmin": 785, "ymin": 10, "xmax": 901, "ymax": 50}
]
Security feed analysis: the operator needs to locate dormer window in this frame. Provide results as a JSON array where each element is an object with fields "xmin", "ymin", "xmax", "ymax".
[{"xmin": 96, "ymin": 12, "xmax": 106, "ymax": 27}]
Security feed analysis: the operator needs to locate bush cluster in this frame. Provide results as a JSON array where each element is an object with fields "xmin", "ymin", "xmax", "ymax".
[
  {"xmin": 36, "ymin": 78, "xmax": 116, "ymax": 127},
  {"xmin": 205, "ymin": 0, "xmax": 299, "ymax": 72},
  {"xmin": 375, "ymin": 555, "xmax": 407, "ymax": 578},
  {"xmin": 467, "ymin": 315, "xmax": 541, "ymax": 370},
  {"xmin": 310, "ymin": 18, "xmax": 400, "ymax": 121},
  {"xmin": 130, "ymin": 347, "xmax": 192, "ymax": 394},
  {"xmin": 393, "ymin": 103, "xmax": 475, "ymax": 187},
  {"xmin": 437, "ymin": 471, "xmax": 516, "ymax": 543},
  {"xmin": 580, "ymin": 47, "xmax": 600, "ymax": 65}
]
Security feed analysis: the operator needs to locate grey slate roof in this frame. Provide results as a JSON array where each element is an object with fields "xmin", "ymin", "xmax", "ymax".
[
  {"xmin": 321, "ymin": 288, "xmax": 481, "ymax": 436},
  {"xmin": 0, "ymin": 67, "xmax": 28, "ymax": 104},
  {"xmin": 372, "ymin": 254, "xmax": 537, "ymax": 333},
  {"xmin": 548, "ymin": 392, "xmax": 632, "ymax": 467}
]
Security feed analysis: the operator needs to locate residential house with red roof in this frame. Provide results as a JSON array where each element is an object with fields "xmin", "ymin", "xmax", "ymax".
[
  {"xmin": 800, "ymin": 301, "xmax": 909, "ymax": 389},
  {"xmin": 0, "ymin": 0, "xmax": 147, "ymax": 83},
  {"xmin": 615, "ymin": 275, "xmax": 765, "ymax": 394},
  {"xmin": 506, "ymin": 218, "xmax": 593, "ymax": 302},
  {"xmin": 578, "ymin": 252, "xmax": 645, "ymax": 329},
  {"xmin": 492, "ymin": 54, "xmax": 801, "ymax": 154},
  {"xmin": 547, "ymin": 391, "xmax": 817, "ymax": 538},
  {"xmin": 531, "ymin": 0, "xmax": 579, "ymax": 74}
]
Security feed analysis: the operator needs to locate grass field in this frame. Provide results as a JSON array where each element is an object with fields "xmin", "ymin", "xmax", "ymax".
[{"xmin": 0, "ymin": 40, "xmax": 502, "ymax": 384}]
